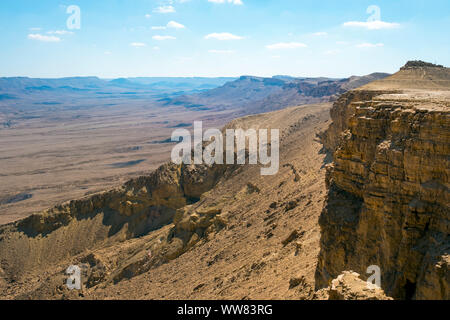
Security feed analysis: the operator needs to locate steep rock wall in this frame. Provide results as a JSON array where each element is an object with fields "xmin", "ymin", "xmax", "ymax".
[{"xmin": 316, "ymin": 87, "xmax": 450, "ymax": 299}]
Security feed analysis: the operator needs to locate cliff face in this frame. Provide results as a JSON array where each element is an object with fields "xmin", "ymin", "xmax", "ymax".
[
  {"xmin": 316, "ymin": 63, "xmax": 450, "ymax": 300},
  {"xmin": 0, "ymin": 161, "xmax": 226, "ymax": 282}
]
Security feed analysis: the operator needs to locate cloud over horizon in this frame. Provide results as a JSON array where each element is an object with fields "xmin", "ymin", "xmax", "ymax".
[
  {"xmin": 208, "ymin": 0, "xmax": 243, "ymax": 5},
  {"xmin": 153, "ymin": 35, "xmax": 176, "ymax": 41},
  {"xmin": 266, "ymin": 42, "xmax": 307, "ymax": 50},
  {"xmin": 130, "ymin": 42, "xmax": 146, "ymax": 47},
  {"xmin": 167, "ymin": 21, "xmax": 186, "ymax": 29},
  {"xmin": 205, "ymin": 32, "xmax": 244, "ymax": 40},
  {"xmin": 343, "ymin": 20, "xmax": 400, "ymax": 30},
  {"xmin": 28, "ymin": 34, "xmax": 61, "ymax": 42},
  {"xmin": 47, "ymin": 30, "xmax": 74, "ymax": 35},
  {"xmin": 154, "ymin": 5, "xmax": 175, "ymax": 14},
  {"xmin": 356, "ymin": 42, "xmax": 384, "ymax": 48},
  {"xmin": 208, "ymin": 49, "xmax": 236, "ymax": 54}
]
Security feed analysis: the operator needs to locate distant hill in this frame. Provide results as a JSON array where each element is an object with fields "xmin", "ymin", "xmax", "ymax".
[
  {"xmin": 0, "ymin": 77, "xmax": 106, "ymax": 92},
  {"xmin": 0, "ymin": 76, "xmax": 237, "ymax": 97},
  {"xmin": 0, "ymin": 74, "xmax": 390, "ymax": 116},
  {"xmin": 165, "ymin": 73, "xmax": 391, "ymax": 115},
  {"xmin": 360, "ymin": 62, "xmax": 450, "ymax": 90},
  {"xmin": 126, "ymin": 77, "xmax": 236, "ymax": 91}
]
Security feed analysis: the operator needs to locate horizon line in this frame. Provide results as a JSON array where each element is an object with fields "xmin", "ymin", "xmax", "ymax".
[{"xmin": 0, "ymin": 71, "xmax": 393, "ymax": 80}]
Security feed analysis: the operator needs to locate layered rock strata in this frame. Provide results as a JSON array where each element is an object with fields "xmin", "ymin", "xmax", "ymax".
[{"xmin": 316, "ymin": 63, "xmax": 450, "ymax": 300}]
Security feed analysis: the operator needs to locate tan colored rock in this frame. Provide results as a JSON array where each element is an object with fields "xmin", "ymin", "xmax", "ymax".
[
  {"xmin": 316, "ymin": 63, "xmax": 450, "ymax": 300},
  {"xmin": 328, "ymin": 271, "xmax": 393, "ymax": 300},
  {"xmin": 0, "ymin": 267, "xmax": 5, "ymax": 287},
  {"xmin": 0, "ymin": 160, "xmax": 226, "ymax": 282}
]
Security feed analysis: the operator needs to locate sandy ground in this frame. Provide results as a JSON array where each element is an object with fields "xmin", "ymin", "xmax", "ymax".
[
  {"xmin": 1, "ymin": 103, "xmax": 332, "ymax": 300},
  {"xmin": 0, "ymin": 101, "xmax": 234, "ymax": 224},
  {"xmin": 90, "ymin": 103, "xmax": 332, "ymax": 300}
]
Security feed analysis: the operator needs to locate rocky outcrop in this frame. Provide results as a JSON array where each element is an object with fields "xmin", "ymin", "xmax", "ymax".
[
  {"xmin": 320, "ymin": 89, "xmax": 392, "ymax": 152},
  {"xmin": 401, "ymin": 60, "xmax": 444, "ymax": 70},
  {"xmin": 316, "ymin": 63, "xmax": 450, "ymax": 300},
  {"xmin": 156, "ymin": 205, "xmax": 228, "ymax": 261},
  {"xmin": 328, "ymin": 271, "xmax": 393, "ymax": 300},
  {"xmin": 0, "ymin": 162, "xmax": 227, "ymax": 282}
]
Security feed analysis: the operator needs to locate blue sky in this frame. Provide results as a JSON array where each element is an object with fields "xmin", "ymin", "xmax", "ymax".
[{"xmin": 0, "ymin": 0, "xmax": 449, "ymax": 78}]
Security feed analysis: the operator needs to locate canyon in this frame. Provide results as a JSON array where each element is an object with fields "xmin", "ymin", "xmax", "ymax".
[
  {"xmin": 0, "ymin": 62, "xmax": 448, "ymax": 300},
  {"xmin": 0, "ymin": 73, "xmax": 387, "ymax": 224}
]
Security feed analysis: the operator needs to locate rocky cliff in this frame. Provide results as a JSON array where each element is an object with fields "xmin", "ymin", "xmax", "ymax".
[
  {"xmin": 316, "ymin": 62, "xmax": 450, "ymax": 299},
  {"xmin": 1, "ymin": 62, "xmax": 448, "ymax": 300},
  {"xmin": 0, "ymin": 161, "xmax": 228, "ymax": 283}
]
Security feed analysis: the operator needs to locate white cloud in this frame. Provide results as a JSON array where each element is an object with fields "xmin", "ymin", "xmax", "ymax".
[
  {"xmin": 343, "ymin": 20, "xmax": 400, "ymax": 30},
  {"xmin": 104, "ymin": 51, "xmax": 112, "ymax": 55},
  {"xmin": 313, "ymin": 32, "xmax": 328, "ymax": 36},
  {"xmin": 356, "ymin": 42, "xmax": 384, "ymax": 48},
  {"xmin": 153, "ymin": 46, "xmax": 160, "ymax": 50},
  {"xmin": 28, "ymin": 34, "xmax": 61, "ymax": 42},
  {"xmin": 153, "ymin": 35, "xmax": 176, "ymax": 40},
  {"xmin": 208, "ymin": 0, "xmax": 243, "ymax": 4},
  {"xmin": 145, "ymin": 14, "xmax": 151, "ymax": 19},
  {"xmin": 47, "ymin": 30, "xmax": 74, "ymax": 35},
  {"xmin": 154, "ymin": 5, "xmax": 175, "ymax": 13},
  {"xmin": 130, "ymin": 42, "xmax": 147, "ymax": 47},
  {"xmin": 208, "ymin": 49, "xmax": 235, "ymax": 54},
  {"xmin": 151, "ymin": 21, "xmax": 184, "ymax": 31},
  {"xmin": 167, "ymin": 21, "xmax": 185, "ymax": 29},
  {"xmin": 324, "ymin": 49, "xmax": 341, "ymax": 55},
  {"xmin": 205, "ymin": 32, "xmax": 244, "ymax": 40},
  {"xmin": 266, "ymin": 42, "xmax": 307, "ymax": 50}
]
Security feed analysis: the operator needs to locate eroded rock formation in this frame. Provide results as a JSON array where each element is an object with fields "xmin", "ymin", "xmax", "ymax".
[
  {"xmin": 316, "ymin": 62, "xmax": 450, "ymax": 300},
  {"xmin": 328, "ymin": 271, "xmax": 393, "ymax": 300},
  {"xmin": 0, "ymin": 161, "xmax": 227, "ymax": 282}
]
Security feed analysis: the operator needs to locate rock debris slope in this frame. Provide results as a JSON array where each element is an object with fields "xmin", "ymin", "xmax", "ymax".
[{"xmin": 0, "ymin": 103, "xmax": 332, "ymax": 299}]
